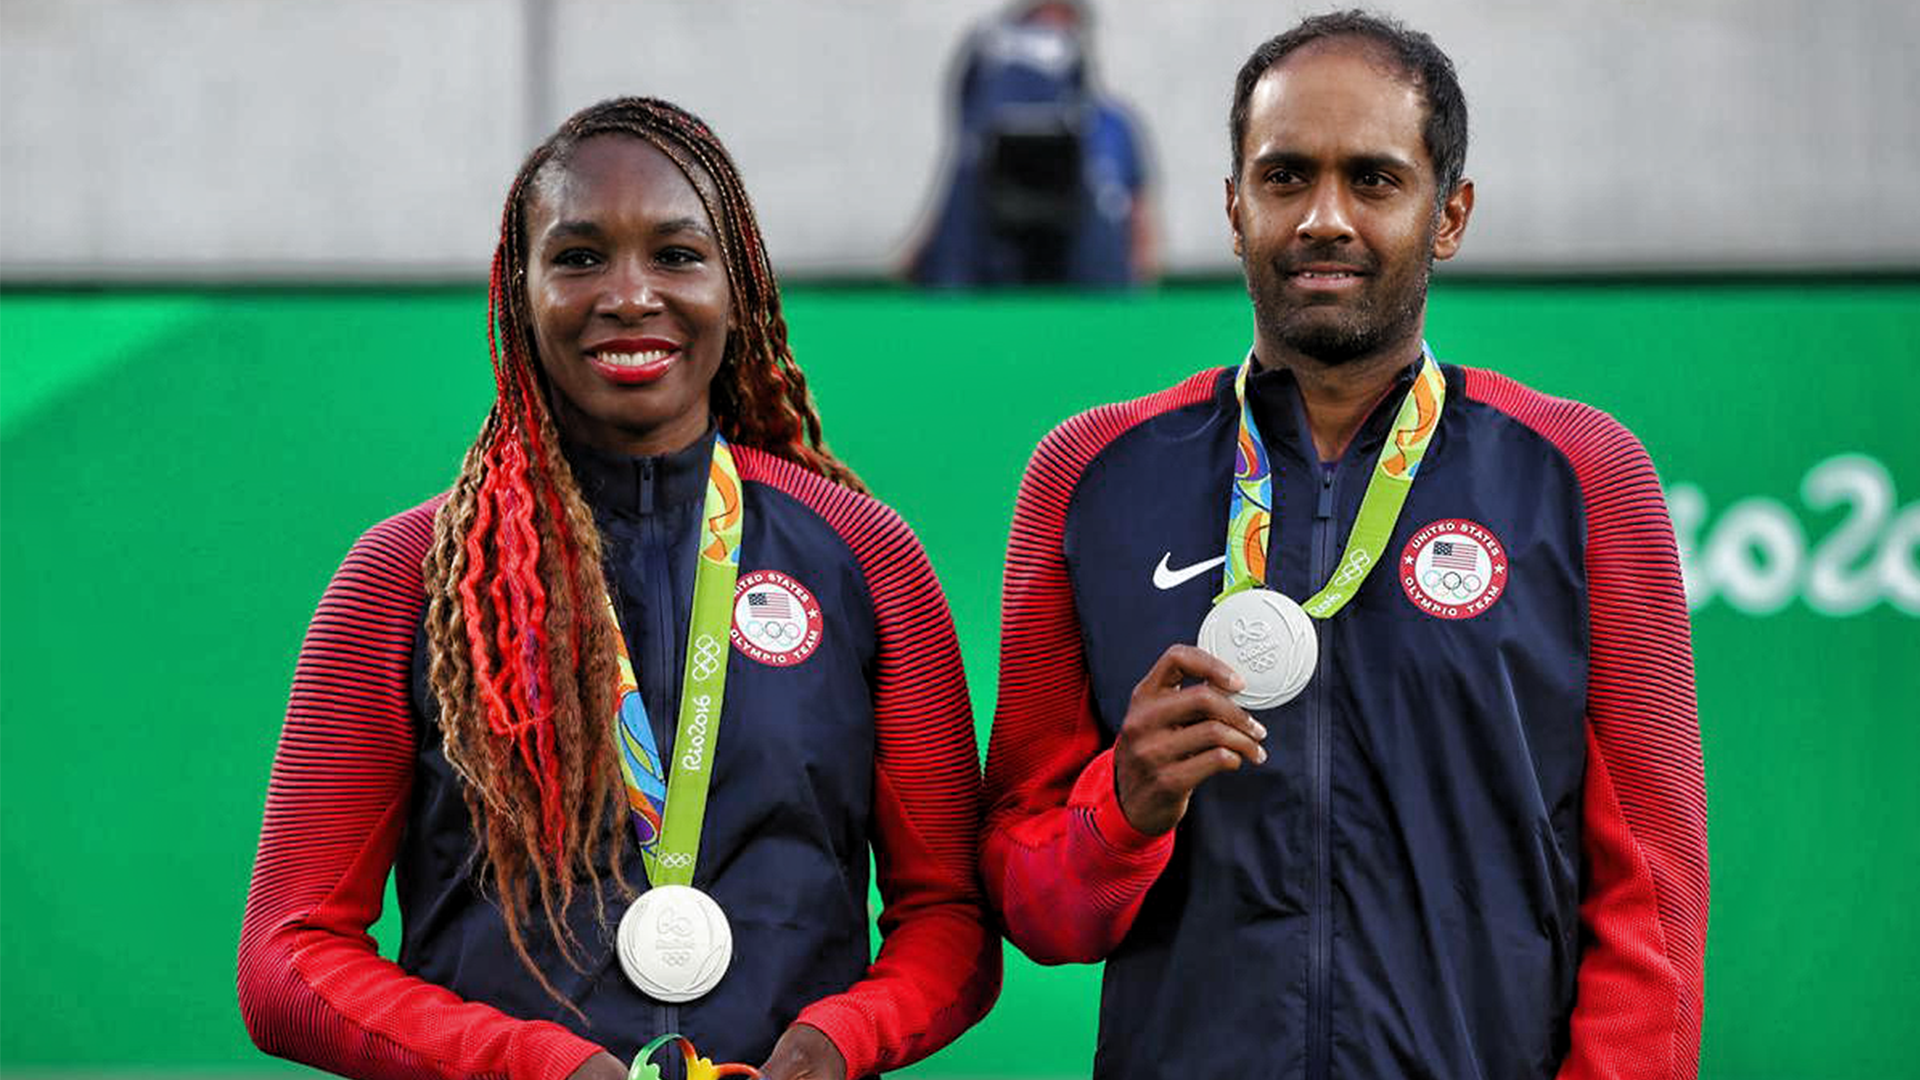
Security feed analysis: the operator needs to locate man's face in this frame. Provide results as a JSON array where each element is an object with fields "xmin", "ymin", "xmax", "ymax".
[{"xmin": 1227, "ymin": 41, "xmax": 1471, "ymax": 369}]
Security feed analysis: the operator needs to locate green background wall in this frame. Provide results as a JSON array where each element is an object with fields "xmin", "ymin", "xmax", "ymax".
[{"xmin": 2, "ymin": 281, "xmax": 1916, "ymax": 1077}]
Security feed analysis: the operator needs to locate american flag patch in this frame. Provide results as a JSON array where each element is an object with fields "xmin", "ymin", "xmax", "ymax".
[
  {"xmin": 1401, "ymin": 519, "xmax": 1508, "ymax": 620},
  {"xmin": 1430, "ymin": 540, "xmax": 1479, "ymax": 571},
  {"xmin": 748, "ymin": 590, "xmax": 793, "ymax": 619},
  {"xmin": 733, "ymin": 569, "xmax": 825, "ymax": 665}
]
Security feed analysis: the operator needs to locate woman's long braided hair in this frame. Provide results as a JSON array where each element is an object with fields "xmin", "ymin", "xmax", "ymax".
[{"xmin": 421, "ymin": 97, "xmax": 863, "ymax": 1007}]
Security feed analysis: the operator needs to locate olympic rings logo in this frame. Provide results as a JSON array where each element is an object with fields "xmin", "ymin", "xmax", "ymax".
[
  {"xmin": 655, "ymin": 852, "xmax": 694, "ymax": 869},
  {"xmin": 690, "ymin": 635, "xmax": 724, "ymax": 681},
  {"xmin": 1420, "ymin": 568, "xmax": 1484, "ymax": 600},
  {"xmin": 1329, "ymin": 549, "xmax": 1373, "ymax": 586}
]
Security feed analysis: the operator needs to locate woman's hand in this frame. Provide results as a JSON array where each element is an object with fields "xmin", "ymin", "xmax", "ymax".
[
  {"xmin": 566, "ymin": 1050, "xmax": 630, "ymax": 1080},
  {"xmin": 757, "ymin": 1024, "xmax": 847, "ymax": 1080}
]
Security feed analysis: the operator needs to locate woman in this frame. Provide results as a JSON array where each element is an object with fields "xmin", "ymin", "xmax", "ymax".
[{"xmin": 238, "ymin": 97, "xmax": 999, "ymax": 1080}]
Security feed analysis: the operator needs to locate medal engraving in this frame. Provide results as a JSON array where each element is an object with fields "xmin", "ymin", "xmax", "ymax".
[{"xmin": 1231, "ymin": 616, "xmax": 1280, "ymax": 674}]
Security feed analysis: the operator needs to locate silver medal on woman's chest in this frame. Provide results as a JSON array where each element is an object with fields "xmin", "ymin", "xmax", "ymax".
[
  {"xmin": 615, "ymin": 884, "xmax": 733, "ymax": 1002},
  {"xmin": 1196, "ymin": 587, "xmax": 1318, "ymax": 709}
]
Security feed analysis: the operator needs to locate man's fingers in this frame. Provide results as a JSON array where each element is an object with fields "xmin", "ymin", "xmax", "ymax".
[
  {"xmin": 1137, "ymin": 643, "xmax": 1246, "ymax": 697},
  {"xmin": 1120, "ymin": 733, "xmax": 1249, "ymax": 830},
  {"xmin": 1127, "ymin": 707, "xmax": 1267, "ymax": 775},
  {"xmin": 1160, "ymin": 715, "xmax": 1267, "ymax": 766},
  {"xmin": 1156, "ymin": 741, "xmax": 1251, "ymax": 794},
  {"xmin": 1164, "ymin": 683, "xmax": 1266, "ymax": 741},
  {"xmin": 1125, "ymin": 681, "xmax": 1266, "ymax": 749}
]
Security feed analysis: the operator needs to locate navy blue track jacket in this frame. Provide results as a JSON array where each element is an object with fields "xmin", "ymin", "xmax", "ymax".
[
  {"xmin": 239, "ymin": 434, "xmax": 998, "ymax": 1080},
  {"xmin": 981, "ymin": 358, "xmax": 1707, "ymax": 1079}
]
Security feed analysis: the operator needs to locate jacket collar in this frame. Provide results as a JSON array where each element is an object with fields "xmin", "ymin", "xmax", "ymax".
[
  {"xmin": 1242, "ymin": 351, "xmax": 1425, "ymax": 466},
  {"xmin": 562, "ymin": 427, "xmax": 715, "ymax": 519}
]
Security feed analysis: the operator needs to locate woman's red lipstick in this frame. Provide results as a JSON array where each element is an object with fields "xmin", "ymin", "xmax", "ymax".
[{"xmin": 586, "ymin": 337, "xmax": 679, "ymax": 384}]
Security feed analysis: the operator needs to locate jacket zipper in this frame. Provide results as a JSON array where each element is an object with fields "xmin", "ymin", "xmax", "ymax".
[
  {"xmin": 640, "ymin": 458, "xmax": 676, "ymax": 756},
  {"xmin": 636, "ymin": 458, "xmax": 683, "ymax": 1065},
  {"xmin": 1307, "ymin": 463, "xmax": 1337, "ymax": 1080}
]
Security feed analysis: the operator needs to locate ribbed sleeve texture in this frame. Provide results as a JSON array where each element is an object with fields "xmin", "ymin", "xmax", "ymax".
[
  {"xmin": 1465, "ymin": 368, "xmax": 1709, "ymax": 1080},
  {"xmin": 980, "ymin": 371, "xmax": 1218, "ymax": 964},
  {"xmin": 738, "ymin": 448, "xmax": 1001, "ymax": 1077},
  {"xmin": 236, "ymin": 500, "xmax": 605, "ymax": 1080}
]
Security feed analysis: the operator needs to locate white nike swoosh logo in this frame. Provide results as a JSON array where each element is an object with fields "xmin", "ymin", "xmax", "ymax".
[{"xmin": 1152, "ymin": 552, "xmax": 1227, "ymax": 590}]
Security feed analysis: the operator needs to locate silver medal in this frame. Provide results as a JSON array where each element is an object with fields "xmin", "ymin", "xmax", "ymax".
[
  {"xmin": 615, "ymin": 884, "xmax": 733, "ymax": 1002},
  {"xmin": 1196, "ymin": 587, "xmax": 1318, "ymax": 709}
]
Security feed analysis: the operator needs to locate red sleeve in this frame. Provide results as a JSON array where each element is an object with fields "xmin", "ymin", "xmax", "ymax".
[
  {"xmin": 236, "ymin": 502, "xmax": 604, "ymax": 1080},
  {"xmin": 979, "ymin": 373, "xmax": 1219, "ymax": 965},
  {"xmin": 1465, "ymin": 369, "xmax": 1709, "ymax": 1079},
  {"xmin": 738, "ymin": 452, "xmax": 1001, "ymax": 1078}
]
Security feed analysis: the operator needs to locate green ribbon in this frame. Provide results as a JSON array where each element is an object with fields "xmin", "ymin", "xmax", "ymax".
[
  {"xmin": 630, "ymin": 1032, "xmax": 761, "ymax": 1079},
  {"xmin": 609, "ymin": 434, "xmax": 744, "ymax": 888},
  {"xmin": 1222, "ymin": 350, "xmax": 1447, "ymax": 618}
]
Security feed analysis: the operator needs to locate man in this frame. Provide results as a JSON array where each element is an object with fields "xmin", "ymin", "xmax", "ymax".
[
  {"xmin": 908, "ymin": 0, "xmax": 1157, "ymax": 287},
  {"xmin": 980, "ymin": 11, "xmax": 1707, "ymax": 1078}
]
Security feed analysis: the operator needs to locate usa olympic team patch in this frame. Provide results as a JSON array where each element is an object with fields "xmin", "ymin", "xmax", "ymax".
[
  {"xmin": 731, "ymin": 570, "xmax": 824, "ymax": 666},
  {"xmin": 1400, "ymin": 518, "xmax": 1509, "ymax": 619}
]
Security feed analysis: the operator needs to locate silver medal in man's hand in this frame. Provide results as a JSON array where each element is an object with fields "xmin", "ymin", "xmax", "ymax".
[
  {"xmin": 616, "ymin": 884, "xmax": 733, "ymax": 1002},
  {"xmin": 1197, "ymin": 587, "xmax": 1318, "ymax": 709}
]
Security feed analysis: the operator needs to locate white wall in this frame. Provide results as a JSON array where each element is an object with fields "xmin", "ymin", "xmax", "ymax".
[{"xmin": 4, "ymin": 0, "xmax": 1916, "ymax": 280}]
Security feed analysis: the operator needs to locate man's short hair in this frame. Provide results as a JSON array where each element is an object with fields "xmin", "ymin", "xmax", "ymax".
[{"xmin": 1229, "ymin": 10, "xmax": 1469, "ymax": 204}]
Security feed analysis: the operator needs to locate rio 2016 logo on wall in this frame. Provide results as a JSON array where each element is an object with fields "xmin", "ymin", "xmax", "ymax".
[{"xmin": 1668, "ymin": 453, "xmax": 1917, "ymax": 617}]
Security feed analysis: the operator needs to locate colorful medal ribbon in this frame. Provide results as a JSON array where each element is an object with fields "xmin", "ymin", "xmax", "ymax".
[
  {"xmin": 629, "ymin": 1032, "xmax": 761, "ymax": 1080},
  {"xmin": 610, "ymin": 434, "xmax": 744, "ymax": 887},
  {"xmin": 1222, "ymin": 349, "xmax": 1446, "ymax": 617}
]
